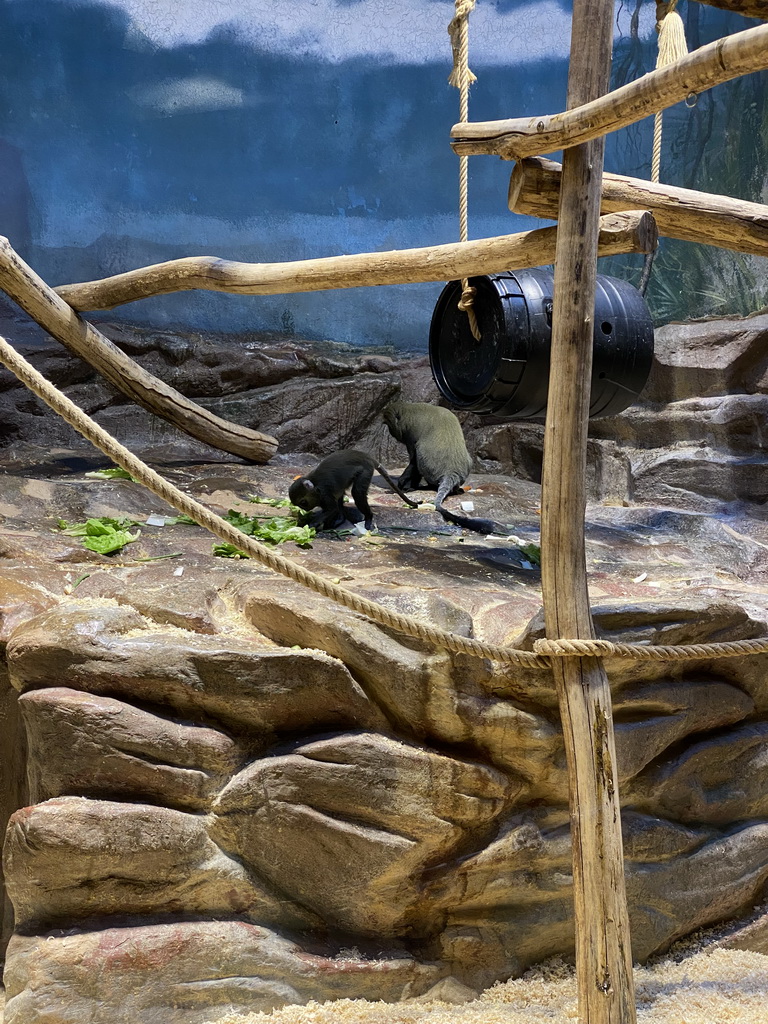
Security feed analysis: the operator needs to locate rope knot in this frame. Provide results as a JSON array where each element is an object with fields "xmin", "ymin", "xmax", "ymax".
[
  {"xmin": 533, "ymin": 638, "xmax": 618, "ymax": 658},
  {"xmin": 456, "ymin": 285, "xmax": 476, "ymax": 312},
  {"xmin": 457, "ymin": 283, "xmax": 481, "ymax": 341},
  {"xmin": 448, "ymin": 0, "xmax": 477, "ymax": 89}
]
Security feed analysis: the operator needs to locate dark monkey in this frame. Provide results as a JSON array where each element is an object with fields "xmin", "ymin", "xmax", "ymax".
[
  {"xmin": 383, "ymin": 401, "xmax": 513, "ymax": 535},
  {"xmin": 288, "ymin": 449, "xmax": 419, "ymax": 531}
]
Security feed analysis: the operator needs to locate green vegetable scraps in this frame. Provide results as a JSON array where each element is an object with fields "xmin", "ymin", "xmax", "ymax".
[
  {"xmin": 213, "ymin": 542, "xmax": 250, "ymax": 560},
  {"xmin": 85, "ymin": 466, "xmax": 137, "ymax": 481},
  {"xmin": 213, "ymin": 510, "xmax": 315, "ymax": 558},
  {"xmin": 248, "ymin": 495, "xmax": 295, "ymax": 508},
  {"xmin": 57, "ymin": 517, "xmax": 141, "ymax": 555},
  {"xmin": 519, "ymin": 542, "xmax": 542, "ymax": 566}
]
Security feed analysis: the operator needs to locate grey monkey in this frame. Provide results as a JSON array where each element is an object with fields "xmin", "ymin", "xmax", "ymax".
[
  {"xmin": 288, "ymin": 449, "xmax": 419, "ymax": 531},
  {"xmin": 383, "ymin": 400, "xmax": 512, "ymax": 535}
]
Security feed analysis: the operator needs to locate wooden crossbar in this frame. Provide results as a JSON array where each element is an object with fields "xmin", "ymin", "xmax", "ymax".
[
  {"xmin": 54, "ymin": 214, "xmax": 657, "ymax": 312},
  {"xmin": 451, "ymin": 23, "xmax": 768, "ymax": 160},
  {"xmin": 509, "ymin": 157, "xmax": 768, "ymax": 256}
]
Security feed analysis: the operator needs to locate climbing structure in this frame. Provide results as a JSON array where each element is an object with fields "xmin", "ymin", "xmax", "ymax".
[{"xmin": 1, "ymin": 4, "xmax": 768, "ymax": 1024}]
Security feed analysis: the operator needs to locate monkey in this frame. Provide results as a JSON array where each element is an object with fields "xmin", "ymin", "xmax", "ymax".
[
  {"xmin": 288, "ymin": 449, "xmax": 420, "ymax": 532},
  {"xmin": 383, "ymin": 400, "xmax": 514, "ymax": 536}
]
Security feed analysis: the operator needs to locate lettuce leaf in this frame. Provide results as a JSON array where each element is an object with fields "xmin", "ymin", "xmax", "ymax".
[{"xmin": 57, "ymin": 517, "xmax": 141, "ymax": 554}]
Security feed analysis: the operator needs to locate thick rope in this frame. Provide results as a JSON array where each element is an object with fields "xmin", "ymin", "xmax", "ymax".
[
  {"xmin": 641, "ymin": 2, "xmax": 689, "ymax": 295},
  {"xmin": 4, "ymin": 332, "xmax": 768, "ymax": 669},
  {"xmin": 0, "ymin": 333, "xmax": 545, "ymax": 668},
  {"xmin": 534, "ymin": 637, "xmax": 768, "ymax": 660},
  {"xmin": 449, "ymin": 0, "xmax": 481, "ymax": 342},
  {"xmin": 652, "ymin": 3, "xmax": 688, "ymax": 184}
]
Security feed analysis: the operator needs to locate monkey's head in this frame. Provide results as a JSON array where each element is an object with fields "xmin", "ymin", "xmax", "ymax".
[
  {"xmin": 288, "ymin": 476, "xmax": 319, "ymax": 512},
  {"xmin": 383, "ymin": 401, "xmax": 405, "ymax": 440}
]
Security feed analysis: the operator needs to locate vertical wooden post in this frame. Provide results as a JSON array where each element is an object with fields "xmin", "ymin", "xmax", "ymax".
[{"xmin": 540, "ymin": 1, "xmax": 637, "ymax": 1022}]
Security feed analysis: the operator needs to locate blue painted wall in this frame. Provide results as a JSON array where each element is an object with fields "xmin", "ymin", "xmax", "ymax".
[{"xmin": 1, "ymin": 0, "xmax": 766, "ymax": 348}]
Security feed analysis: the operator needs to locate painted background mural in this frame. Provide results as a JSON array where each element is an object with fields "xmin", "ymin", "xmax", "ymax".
[{"xmin": 1, "ymin": 0, "xmax": 766, "ymax": 349}]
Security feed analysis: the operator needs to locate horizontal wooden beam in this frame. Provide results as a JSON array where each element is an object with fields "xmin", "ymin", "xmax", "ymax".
[
  {"xmin": 55, "ymin": 212, "xmax": 658, "ymax": 313},
  {"xmin": 509, "ymin": 157, "xmax": 768, "ymax": 256},
  {"xmin": 0, "ymin": 237, "xmax": 278, "ymax": 462},
  {"xmin": 692, "ymin": 0, "xmax": 766, "ymax": 18},
  {"xmin": 451, "ymin": 22, "xmax": 768, "ymax": 159}
]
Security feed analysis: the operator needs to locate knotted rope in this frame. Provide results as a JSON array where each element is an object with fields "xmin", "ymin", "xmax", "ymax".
[
  {"xmin": 640, "ymin": 1, "xmax": 689, "ymax": 295},
  {"xmin": 3, "ymin": 332, "xmax": 768, "ymax": 670},
  {"xmin": 652, "ymin": 1, "xmax": 689, "ymax": 184},
  {"xmin": 448, "ymin": 0, "xmax": 481, "ymax": 341}
]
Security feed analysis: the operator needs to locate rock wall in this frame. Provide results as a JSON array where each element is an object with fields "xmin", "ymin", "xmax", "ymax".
[{"xmin": 4, "ymin": 584, "xmax": 768, "ymax": 1022}]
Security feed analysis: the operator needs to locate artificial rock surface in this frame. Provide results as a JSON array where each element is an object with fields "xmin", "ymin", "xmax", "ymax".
[{"xmin": 3, "ymin": 313, "xmax": 768, "ymax": 1020}]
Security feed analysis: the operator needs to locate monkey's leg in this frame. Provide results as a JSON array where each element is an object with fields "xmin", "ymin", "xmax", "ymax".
[
  {"xmin": 397, "ymin": 458, "xmax": 422, "ymax": 491},
  {"xmin": 350, "ymin": 469, "xmax": 375, "ymax": 530}
]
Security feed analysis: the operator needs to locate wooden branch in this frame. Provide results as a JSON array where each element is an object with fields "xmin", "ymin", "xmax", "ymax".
[
  {"xmin": 55, "ymin": 216, "xmax": 657, "ymax": 312},
  {"xmin": 0, "ymin": 238, "xmax": 278, "ymax": 462},
  {"xmin": 691, "ymin": 0, "xmax": 767, "ymax": 18},
  {"xmin": 509, "ymin": 156, "xmax": 768, "ymax": 256},
  {"xmin": 540, "ymin": 1, "xmax": 636, "ymax": 1022},
  {"xmin": 451, "ymin": 22, "xmax": 768, "ymax": 159}
]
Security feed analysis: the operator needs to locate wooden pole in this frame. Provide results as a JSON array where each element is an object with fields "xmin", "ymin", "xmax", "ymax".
[
  {"xmin": 509, "ymin": 156, "xmax": 768, "ymax": 256},
  {"xmin": 0, "ymin": 238, "xmax": 278, "ymax": 462},
  {"xmin": 54, "ymin": 213, "xmax": 657, "ymax": 312},
  {"xmin": 450, "ymin": 22, "xmax": 768, "ymax": 159},
  {"xmin": 541, "ymin": 1, "xmax": 636, "ymax": 1022}
]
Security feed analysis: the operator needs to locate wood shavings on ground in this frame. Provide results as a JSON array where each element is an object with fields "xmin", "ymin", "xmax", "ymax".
[{"xmin": 205, "ymin": 947, "xmax": 768, "ymax": 1024}]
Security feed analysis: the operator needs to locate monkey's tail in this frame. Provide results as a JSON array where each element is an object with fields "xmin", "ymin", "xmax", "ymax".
[
  {"xmin": 376, "ymin": 464, "xmax": 421, "ymax": 508},
  {"xmin": 434, "ymin": 502, "xmax": 514, "ymax": 536}
]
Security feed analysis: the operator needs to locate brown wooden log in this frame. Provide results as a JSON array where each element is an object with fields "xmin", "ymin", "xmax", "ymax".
[
  {"xmin": 509, "ymin": 156, "xmax": 768, "ymax": 256},
  {"xmin": 691, "ymin": 0, "xmax": 766, "ymax": 18},
  {"xmin": 451, "ymin": 22, "xmax": 768, "ymax": 159},
  {"xmin": 540, "ymin": 0, "xmax": 636, "ymax": 1022},
  {"xmin": 54, "ymin": 216, "xmax": 657, "ymax": 312},
  {"xmin": 0, "ymin": 237, "xmax": 278, "ymax": 462}
]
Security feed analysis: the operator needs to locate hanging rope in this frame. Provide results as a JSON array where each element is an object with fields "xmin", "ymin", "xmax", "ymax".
[
  {"xmin": 640, "ymin": 1, "xmax": 690, "ymax": 295},
  {"xmin": 448, "ymin": 0, "xmax": 481, "ymax": 341},
  {"xmin": 652, "ymin": 2, "xmax": 689, "ymax": 184}
]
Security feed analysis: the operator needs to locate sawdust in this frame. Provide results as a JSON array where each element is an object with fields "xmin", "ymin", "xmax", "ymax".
[{"xmin": 205, "ymin": 946, "xmax": 768, "ymax": 1024}]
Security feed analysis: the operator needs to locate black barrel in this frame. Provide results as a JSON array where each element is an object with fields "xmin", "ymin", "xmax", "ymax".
[{"xmin": 429, "ymin": 269, "xmax": 654, "ymax": 418}]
